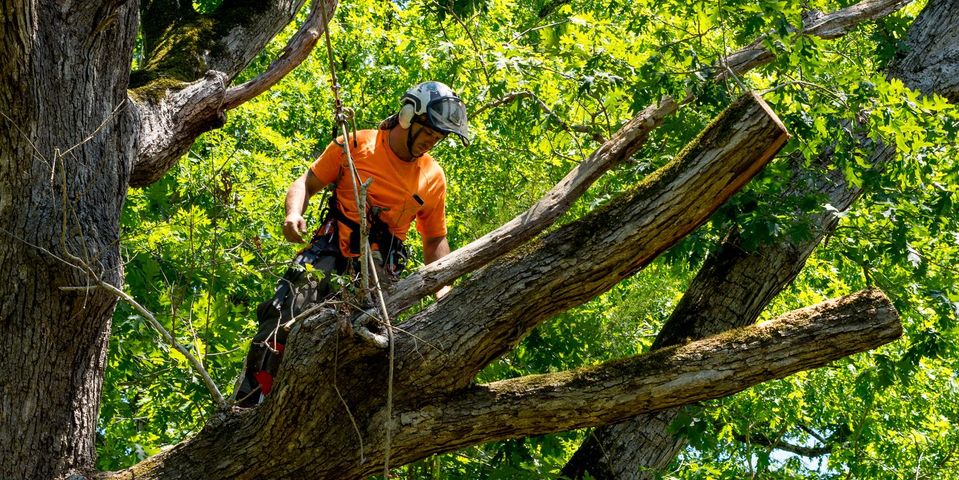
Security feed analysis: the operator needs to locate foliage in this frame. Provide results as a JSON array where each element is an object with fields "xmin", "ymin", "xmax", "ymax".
[{"xmin": 98, "ymin": 0, "xmax": 959, "ymax": 477}]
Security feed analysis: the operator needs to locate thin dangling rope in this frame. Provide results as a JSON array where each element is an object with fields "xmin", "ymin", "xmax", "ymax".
[{"xmin": 316, "ymin": 3, "xmax": 397, "ymax": 476}]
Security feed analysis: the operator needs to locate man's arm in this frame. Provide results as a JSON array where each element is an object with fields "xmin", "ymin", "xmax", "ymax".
[
  {"xmin": 423, "ymin": 235, "xmax": 452, "ymax": 297},
  {"xmin": 284, "ymin": 170, "xmax": 326, "ymax": 243}
]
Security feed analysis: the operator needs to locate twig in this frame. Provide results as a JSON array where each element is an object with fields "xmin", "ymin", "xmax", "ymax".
[
  {"xmin": 87, "ymin": 279, "xmax": 227, "ymax": 408},
  {"xmin": 505, "ymin": 20, "xmax": 567, "ymax": 46},
  {"xmin": 366, "ymin": 250, "xmax": 396, "ymax": 477}
]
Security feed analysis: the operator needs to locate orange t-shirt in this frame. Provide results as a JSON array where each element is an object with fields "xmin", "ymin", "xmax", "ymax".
[{"xmin": 310, "ymin": 129, "xmax": 447, "ymax": 257}]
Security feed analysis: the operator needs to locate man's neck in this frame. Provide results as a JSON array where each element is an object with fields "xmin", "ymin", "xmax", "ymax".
[{"xmin": 388, "ymin": 126, "xmax": 415, "ymax": 162}]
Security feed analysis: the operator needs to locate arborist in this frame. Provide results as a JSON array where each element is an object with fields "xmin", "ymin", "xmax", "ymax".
[{"xmin": 235, "ymin": 81, "xmax": 470, "ymax": 407}]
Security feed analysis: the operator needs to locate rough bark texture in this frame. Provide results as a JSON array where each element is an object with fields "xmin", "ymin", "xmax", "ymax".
[
  {"xmin": 0, "ymin": 3, "xmax": 139, "ymax": 479},
  {"xmin": 394, "ymin": 290, "xmax": 900, "ymax": 455},
  {"xmin": 563, "ymin": 1, "xmax": 959, "ymax": 478}
]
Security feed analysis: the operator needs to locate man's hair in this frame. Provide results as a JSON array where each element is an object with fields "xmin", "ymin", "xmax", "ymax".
[{"xmin": 379, "ymin": 114, "xmax": 400, "ymax": 130}]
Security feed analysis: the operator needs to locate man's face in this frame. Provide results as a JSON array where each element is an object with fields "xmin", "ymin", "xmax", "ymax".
[{"xmin": 411, "ymin": 123, "xmax": 447, "ymax": 157}]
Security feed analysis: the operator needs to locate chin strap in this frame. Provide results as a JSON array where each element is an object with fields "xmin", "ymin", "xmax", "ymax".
[{"xmin": 405, "ymin": 123, "xmax": 424, "ymax": 161}]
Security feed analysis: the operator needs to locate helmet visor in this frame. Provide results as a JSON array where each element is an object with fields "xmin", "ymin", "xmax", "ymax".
[{"xmin": 426, "ymin": 97, "xmax": 470, "ymax": 146}]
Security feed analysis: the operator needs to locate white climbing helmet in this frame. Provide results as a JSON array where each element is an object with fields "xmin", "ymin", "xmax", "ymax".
[{"xmin": 398, "ymin": 81, "xmax": 471, "ymax": 147}]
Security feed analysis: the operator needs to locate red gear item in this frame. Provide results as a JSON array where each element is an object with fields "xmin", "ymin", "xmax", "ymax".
[{"xmin": 254, "ymin": 341, "xmax": 286, "ymax": 395}]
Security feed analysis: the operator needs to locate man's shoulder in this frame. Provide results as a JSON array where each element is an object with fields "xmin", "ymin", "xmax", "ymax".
[
  {"xmin": 418, "ymin": 154, "xmax": 446, "ymax": 184},
  {"xmin": 350, "ymin": 129, "xmax": 380, "ymax": 151}
]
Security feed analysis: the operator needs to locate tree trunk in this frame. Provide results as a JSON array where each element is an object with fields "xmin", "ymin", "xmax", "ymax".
[
  {"xmin": 1, "ymin": 1, "xmax": 328, "ymax": 478},
  {"xmin": 0, "ymin": 3, "xmax": 139, "ymax": 479},
  {"xmin": 562, "ymin": 0, "xmax": 959, "ymax": 477}
]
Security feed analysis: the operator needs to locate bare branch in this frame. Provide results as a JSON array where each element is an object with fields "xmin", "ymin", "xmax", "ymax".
[
  {"xmin": 222, "ymin": 0, "xmax": 334, "ymax": 111},
  {"xmin": 719, "ymin": 0, "xmax": 913, "ymax": 81}
]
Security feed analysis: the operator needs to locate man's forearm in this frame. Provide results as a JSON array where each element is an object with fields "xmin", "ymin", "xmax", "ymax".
[
  {"xmin": 423, "ymin": 236, "xmax": 451, "ymax": 265},
  {"xmin": 285, "ymin": 177, "xmax": 310, "ymax": 217}
]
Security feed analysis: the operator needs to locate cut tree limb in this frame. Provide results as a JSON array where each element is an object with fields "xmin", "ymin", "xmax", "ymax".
[
  {"xmin": 386, "ymin": 0, "xmax": 912, "ymax": 313},
  {"xmin": 395, "ymin": 92, "xmax": 789, "ymax": 395}
]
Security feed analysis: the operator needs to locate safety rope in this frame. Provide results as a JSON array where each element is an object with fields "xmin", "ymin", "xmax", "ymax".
[
  {"xmin": 316, "ymin": 3, "xmax": 397, "ymax": 476},
  {"xmin": 317, "ymin": 2, "xmax": 369, "ymax": 294}
]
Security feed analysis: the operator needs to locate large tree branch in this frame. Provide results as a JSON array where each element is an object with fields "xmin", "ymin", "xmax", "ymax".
[
  {"xmin": 128, "ymin": 0, "xmax": 335, "ymax": 187},
  {"xmin": 386, "ymin": 96, "xmax": 680, "ymax": 313},
  {"xmin": 388, "ymin": 289, "xmax": 899, "ymax": 465},
  {"xmin": 564, "ymin": 0, "xmax": 959, "ymax": 477},
  {"xmin": 395, "ymin": 92, "xmax": 789, "ymax": 395},
  {"xmin": 386, "ymin": 0, "xmax": 912, "ymax": 313}
]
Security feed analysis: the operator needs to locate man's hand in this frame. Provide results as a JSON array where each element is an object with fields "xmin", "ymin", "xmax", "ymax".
[{"xmin": 283, "ymin": 214, "xmax": 308, "ymax": 243}]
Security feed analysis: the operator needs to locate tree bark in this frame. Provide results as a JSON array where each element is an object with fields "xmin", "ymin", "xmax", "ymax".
[
  {"xmin": 0, "ymin": 2, "xmax": 138, "ymax": 479},
  {"xmin": 562, "ymin": 0, "xmax": 959, "ymax": 477}
]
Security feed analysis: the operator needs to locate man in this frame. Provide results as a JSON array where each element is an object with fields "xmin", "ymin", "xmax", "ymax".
[{"xmin": 235, "ymin": 81, "xmax": 470, "ymax": 407}]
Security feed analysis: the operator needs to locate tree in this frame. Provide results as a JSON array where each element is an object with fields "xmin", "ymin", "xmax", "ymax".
[{"xmin": 0, "ymin": 1, "xmax": 952, "ymax": 479}]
